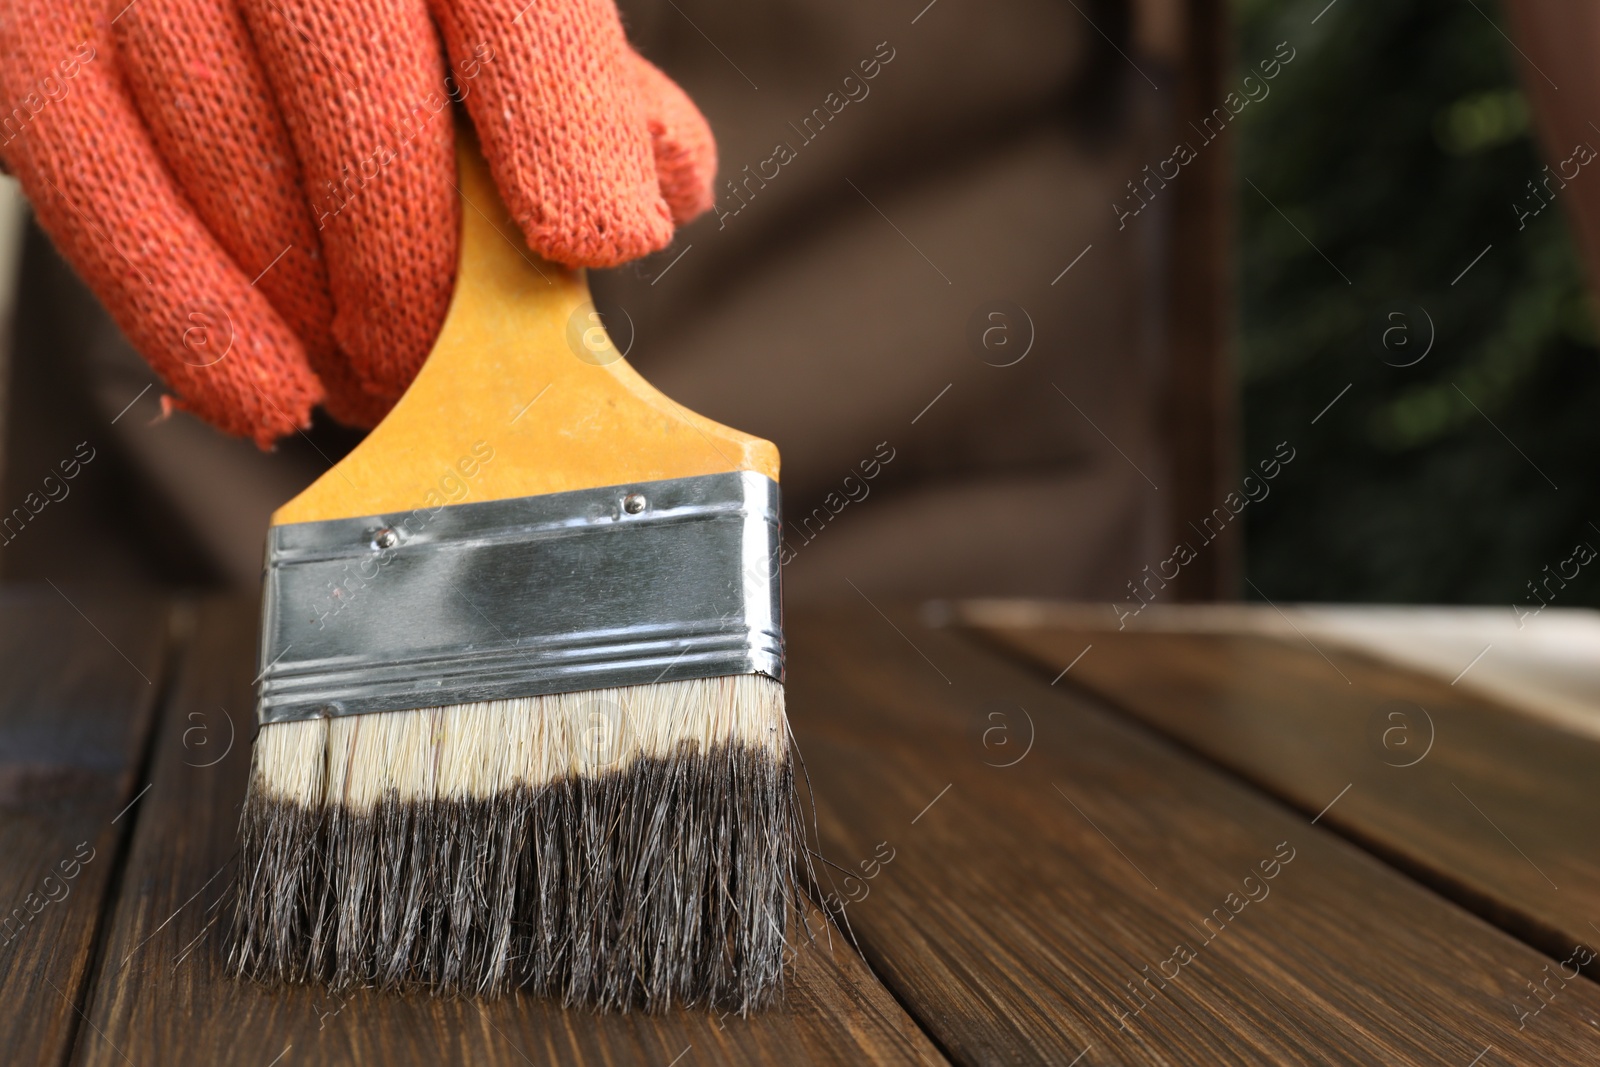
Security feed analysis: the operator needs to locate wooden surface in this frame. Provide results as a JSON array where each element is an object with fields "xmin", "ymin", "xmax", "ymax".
[
  {"xmin": 957, "ymin": 599, "xmax": 1600, "ymax": 741},
  {"xmin": 967, "ymin": 612, "xmax": 1600, "ymax": 974},
  {"xmin": 0, "ymin": 590, "xmax": 170, "ymax": 1067},
  {"xmin": 789, "ymin": 604, "xmax": 1600, "ymax": 1065},
  {"xmin": 5, "ymin": 591, "xmax": 1600, "ymax": 1064}
]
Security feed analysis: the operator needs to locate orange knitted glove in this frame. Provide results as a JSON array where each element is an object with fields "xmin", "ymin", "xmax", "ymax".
[{"xmin": 0, "ymin": 0, "xmax": 716, "ymax": 446}]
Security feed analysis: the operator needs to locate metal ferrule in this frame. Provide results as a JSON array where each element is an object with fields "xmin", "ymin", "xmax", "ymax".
[{"xmin": 256, "ymin": 472, "xmax": 783, "ymax": 724}]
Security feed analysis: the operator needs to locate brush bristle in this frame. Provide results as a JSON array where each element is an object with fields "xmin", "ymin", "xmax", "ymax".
[{"xmin": 227, "ymin": 675, "xmax": 801, "ymax": 1013}]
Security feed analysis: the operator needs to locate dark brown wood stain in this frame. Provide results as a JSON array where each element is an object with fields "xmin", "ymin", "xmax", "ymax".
[
  {"xmin": 10, "ymin": 592, "xmax": 1600, "ymax": 1064},
  {"xmin": 971, "ymin": 619, "xmax": 1600, "ymax": 974},
  {"xmin": 786, "ymin": 604, "xmax": 1600, "ymax": 1065},
  {"xmin": 0, "ymin": 589, "xmax": 169, "ymax": 1067}
]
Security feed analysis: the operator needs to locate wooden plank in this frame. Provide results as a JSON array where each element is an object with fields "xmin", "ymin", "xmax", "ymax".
[
  {"xmin": 0, "ymin": 587, "xmax": 169, "ymax": 1067},
  {"xmin": 784, "ymin": 602, "xmax": 1600, "ymax": 1064},
  {"xmin": 965, "ymin": 608, "xmax": 1600, "ymax": 978},
  {"xmin": 72, "ymin": 600, "xmax": 946, "ymax": 1067}
]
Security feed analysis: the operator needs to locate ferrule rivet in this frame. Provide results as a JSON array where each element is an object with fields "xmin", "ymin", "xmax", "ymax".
[
  {"xmin": 622, "ymin": 493, "xmax": 647, "ymax": 515},
  {"xmin": 372, "ymin": 527, "xmax": 399, "ymax": 549}
]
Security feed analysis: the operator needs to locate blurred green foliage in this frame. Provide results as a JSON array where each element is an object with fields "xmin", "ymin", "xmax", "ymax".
[{"xmin": 1235, "ymin": 0, "xmax": 1600, "ymax": 608}]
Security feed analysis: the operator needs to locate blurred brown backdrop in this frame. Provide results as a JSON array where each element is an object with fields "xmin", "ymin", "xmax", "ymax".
[{"xmin": 0, "ymin": 0, "xmax": 1232, "ymax": 605}]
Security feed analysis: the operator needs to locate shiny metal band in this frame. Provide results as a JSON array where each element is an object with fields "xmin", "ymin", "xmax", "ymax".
[{"xmin": 256, "ymin": 472, "xmax": 783, "ymax": 724}]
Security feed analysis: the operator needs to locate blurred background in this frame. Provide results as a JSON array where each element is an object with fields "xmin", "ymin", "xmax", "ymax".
[
  {"xmin": 1237, "ymin": 0, "xmax": 1600, "ymax": 609},
  {"xmin": 0, "ymin": 0, "xmax": 1595, "ymax": 618}
]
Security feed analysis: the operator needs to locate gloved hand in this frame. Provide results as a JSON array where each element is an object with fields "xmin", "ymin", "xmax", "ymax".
[{"xmin": 0, "ymin": 1, "xmax": 716, "ymax": 446}]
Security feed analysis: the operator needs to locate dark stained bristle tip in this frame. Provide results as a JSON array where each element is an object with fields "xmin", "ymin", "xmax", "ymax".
[{"xmin": 226, "ymin": 743, "xmax": 803, "ymax": 1014}]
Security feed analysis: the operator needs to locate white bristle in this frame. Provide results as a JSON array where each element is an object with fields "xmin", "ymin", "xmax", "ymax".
[
  {"xmin": 251, "ymin": 675, "xmax": 787, "ymax": 809},
  {"xmin": 253, "ymin": 716, "xmax": 328, "ymax": 802}
]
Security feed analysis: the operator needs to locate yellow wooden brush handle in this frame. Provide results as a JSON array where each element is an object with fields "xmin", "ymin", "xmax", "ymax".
[{"xmin": 273, "ymin": 133, "xmax": 778, "ymax": 527}]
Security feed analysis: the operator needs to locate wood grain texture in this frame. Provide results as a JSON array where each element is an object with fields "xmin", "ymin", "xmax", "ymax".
[
  {"xmin": 71, "ymin": 600, "xmax": 945, "ymax": 1067},
  {"xmin": 786, "ymin": 602, "xmax": 1600, "ymax": 1064},
  {"xmin": 968, "ymin": 616, "xmax": 1600, "ymax": 972},
  {"xmin": 0, "ymin": 587, "xmax": 169, "ymax": 1067}
]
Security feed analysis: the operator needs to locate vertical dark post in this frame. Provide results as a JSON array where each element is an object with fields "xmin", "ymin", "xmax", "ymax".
[{"xmin": 1162, "ymin": 0, "xmax": 1237, "ymax": 601}]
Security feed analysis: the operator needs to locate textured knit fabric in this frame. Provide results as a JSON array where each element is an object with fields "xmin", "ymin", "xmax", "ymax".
[
  {"xmin": 0, "ymin": 0, "xmax": 716, "ymax": 446},
  {"xmin": 235, "ymin": 0, "xmax": 459, "ymax": 411},
  {"xmin": 113, "ymin": 0, "xmax": 387, "ymax": 428},
  {"xmin": 431, "ymin": 0, "xmax": 711, "ymax": 263}
]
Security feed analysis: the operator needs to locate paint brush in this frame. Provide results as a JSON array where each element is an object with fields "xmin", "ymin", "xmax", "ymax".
[{"xmin": 227, "ymin": 129, "xmax": 798, "ymax": 1013}]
